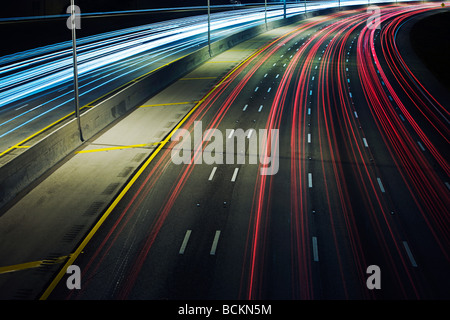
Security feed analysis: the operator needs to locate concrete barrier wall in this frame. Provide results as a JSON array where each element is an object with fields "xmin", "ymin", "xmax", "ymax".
[{"xmin": 0, "ymin": 3, "xmax": 388, "ymax": 209}]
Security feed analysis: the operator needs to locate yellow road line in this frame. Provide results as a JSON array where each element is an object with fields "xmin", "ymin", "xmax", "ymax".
[
  {"xmin": 0, "ymin": 255, "xmax": 69, "ymax": 275},
  {"xmin": 77, "ymin": 142, "xmax": 160, "ymax": 154},
  {"xmin": 39, "ymin": 28, "xmax": 292, "ymax": 300},
  {"xmin": 227, "ymin": 49, "xmax": 253, "ymax": 51},
  {"xmin": 206, "ymin": 61, "xmax": 239, "ymax": 63},
  {"xmin": 179, "ymin": 77, "xmax": 217, "ymax": 80},
  {"xmin": 139, "ymin": 101, "xmax": 197, "ymax": 108}
]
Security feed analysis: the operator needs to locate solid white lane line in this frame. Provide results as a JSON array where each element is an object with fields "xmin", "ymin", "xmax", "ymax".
[
  {"xmin": 377, "ymin": 177, "xmax": 385, "ymax": 193},
  {"xmin": 208, "ymin": 166, "xmax": 217, "ymax": 181},
  {"xmin": 363, "ymin": 138, "xmax": 369, "ymax": 148},
  {"xmin": 403, "ymin": 241, "xmax": 418, "ymax": 267},
  {"xmin": 231, "ymin": 168, "xmax": 239, "ymax": 182},
  {"xmin": 312, "ymin": 236, "xmax": 319, "ymax": 261},
  {"xmin": 308, "ymin": 173, "xmax": 313, "ymax": 188},
  {"xmin": 228, "ymin": 129, "xmax": 235, "ymax": 139},
  {"xmin": 210, "ymin": 230, "xmax": 221, "ymax": 255},
  {"xmin": 179, "ymin": 230, "xmax": 192, "ymax": 254},
  {"xmin": 258, "ymin": 105, "xmax": 263, "ymax": 112}
]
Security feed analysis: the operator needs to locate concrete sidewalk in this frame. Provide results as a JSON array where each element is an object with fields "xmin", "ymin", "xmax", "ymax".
[{"xmin": 0, "ymin": 26, "xmax": 290, "ymax": 299}]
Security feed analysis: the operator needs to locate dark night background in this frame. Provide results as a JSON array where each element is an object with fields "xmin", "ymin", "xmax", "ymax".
[
  {"xmin": 0, "ymin": 0, "xmax": 290, "ymax": 55},
  {"xmin": 1, "ymin": 1, "xmax": 287, "ymax": 18}
]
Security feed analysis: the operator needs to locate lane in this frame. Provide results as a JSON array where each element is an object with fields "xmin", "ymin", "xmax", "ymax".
[{"xmin": 44, "ymin": 3, "xmax": 450, "ymax": 300}]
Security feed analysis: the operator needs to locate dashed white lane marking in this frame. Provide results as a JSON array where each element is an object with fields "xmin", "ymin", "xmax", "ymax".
[
  {"xmin": 363, "ymin": 138, "xmax": 369, "ymax": 148},
  {"xmin": 15, "ymin": 104, "xmax": 28, "ymax": 111},
  {"xmin": 377, "ymin": 177, "xmax": 385, "ymax": 193},
  {"xmin": 308, "ymin": 173, "xmax": 313, "ymax": 188},
  {"xmin": 231, "ymin": 168, "xmax": 239, "ymax": 182},
  {"xmin": 179, "ymin": 230, "xmax": 192, "ymax": 254},
  {"xmin": 208, "ymin": 166, "xmax": 217, "ymax": 181},
  {"xmin": 258, "ymin": 105, "xmax": 263, "ymax": 112},
  {"xmin": 417, "ymin": 141, "xmax": 425, "ymax": 152},
  {"xmin": 312, "ymin": 236, "xmax": 319, "ymax": 261},
  {"xmin": 445, "ymin": 182, "xmax": 450, "ymax": 191},
  {"xmin": 403, "ymin": 241, "xmax": 418, "ymax": 267},
  {"xmin": 210, "ymin": 230, "xmax": 221, "ymax": 255}
]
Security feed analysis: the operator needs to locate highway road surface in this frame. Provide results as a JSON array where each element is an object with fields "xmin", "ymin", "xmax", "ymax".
[{"xmin": 37, "ymin": 3, "xmax": 450, "ymax": 300}]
